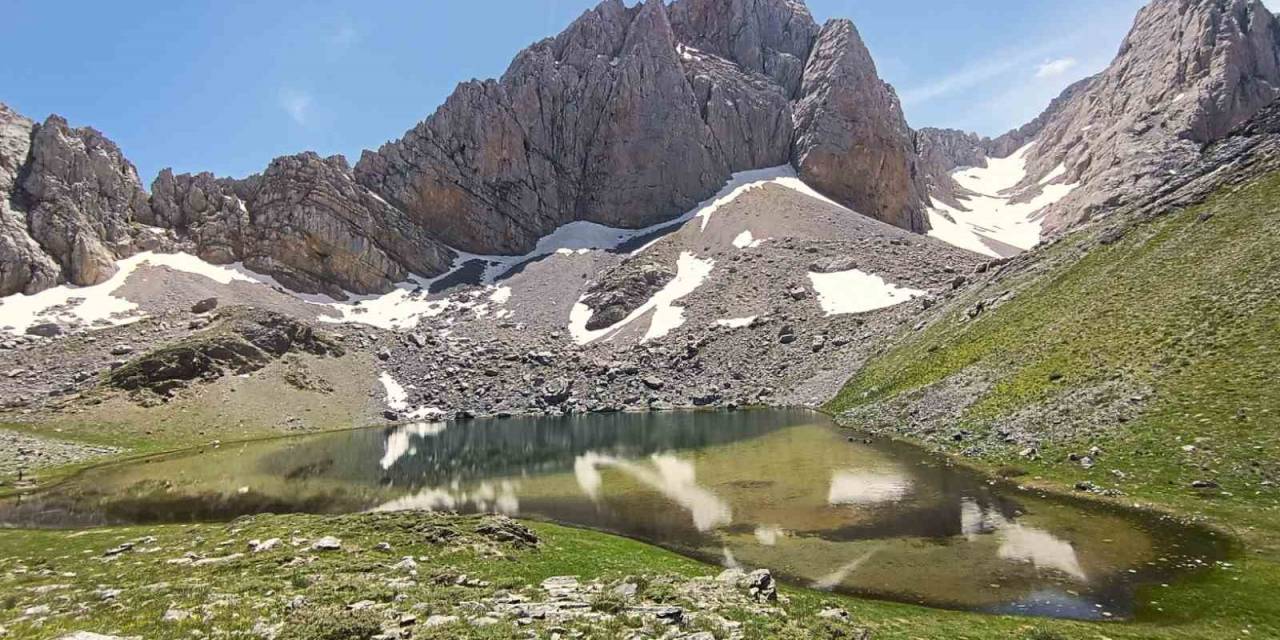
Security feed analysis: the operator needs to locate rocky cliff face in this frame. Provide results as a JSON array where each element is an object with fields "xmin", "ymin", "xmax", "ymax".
[
  {"xmin": 1, "ymin": 104, "xmax": 60, "ymax": 296},
  {"xmin": 915, "ymin": 128, "xmax": 994, "ymax": 209},
  {"xmin": 355, "ymin": 0, "xmax": 728, "ymax": 255},
  {"xmin": 668, "ymin": 0, "xmax": 821, "ymax": 96},
  {"xmin": 919, "ymin": 0, "xmax": 1280, "ymax": 241},
  {"xmin": 3, "ymin": 0, "xmax": 942, "ymax": 300},
  {"xmin": 1019, "ymin": 0, "xmax": 1280, "ymax": 232},
  {"xmin": 151, "ymin": 154, "xmax": 456, "ymax": 299},
  {"xmin": 20, "ymin": 116, "xmax": 153, "ymax": 287},
  {"xmin": 0, "ymin": 104, "xmax": 153, "ymax": 296},
  {"xmin": 793, "ymin": 20, "xmax": 929, "ymax": 232}
]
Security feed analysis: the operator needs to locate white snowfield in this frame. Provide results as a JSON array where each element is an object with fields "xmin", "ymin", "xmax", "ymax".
[
  {"xmin": 568, "ymin": 252, "xmax": 715, "ymax": 345},
  {"xmin": 927, "ymin": 143, "xmax": 1080, "ymax": 258},
  {"xmin": 0, "ymin": 251, "xmax": 266, "ymax": 335},
  {"xmin": 808, "ymin": 269, "xmax": 924, "ymax": 316}
]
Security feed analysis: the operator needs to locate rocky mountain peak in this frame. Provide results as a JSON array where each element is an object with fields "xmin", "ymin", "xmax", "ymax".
[{"xmin": 792, "ymin": 19, "xmax": 929, "ymax": 232}]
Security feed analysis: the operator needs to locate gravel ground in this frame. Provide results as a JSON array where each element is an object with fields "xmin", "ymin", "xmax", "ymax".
[{"xmin": 0, "ymin": 429, "xmax": 119, "ymax": 489}]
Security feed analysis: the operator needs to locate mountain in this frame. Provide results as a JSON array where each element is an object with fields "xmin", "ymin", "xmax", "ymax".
[
  {"xmin": 3, "ymin": 0, "xmax": 1278, "ymax": 300},
  {"xmin": 353, "ymin": 0, "xmax": 928, "ymax": 254},
  {"xmin": 923, "ymin": 0, "xmax": 1280, "ymax": 249},
  {"xmin": 0, "ymin": 0, "xmax": 927, "ymax": 299}
]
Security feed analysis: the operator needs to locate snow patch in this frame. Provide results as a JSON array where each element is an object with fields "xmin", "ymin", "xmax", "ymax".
[
  {"xmin": 732, "ymin": 230, "xmax": 765, "ymax": 249},
  {"xmin": 807, "ymin": 270, "xmax": 924, "ymax": 316},
  {"xmin": 928, "ymin": 144, "xmax": 1079, "ymax": 257},
  {"xmin": 568, "ymin": 252, "xmax": 714, "ymax": 345},
  {"xmin": 489, "ymin": 286, "xmax": 512, "ymax": 304},
  {"xmin": 692, "ymin": 166, "xmax": 848, "ymax": 233},
  {"xmin": 715, "ymin": 316, "xmax": 757, "ymax": 329},
  {"xmin": 379, "ymin": 372, "xmax": 445, "ymax": 421},
  {"xmin": 0, "ymin": 251, "xmax": 263, "ymax": 335}
]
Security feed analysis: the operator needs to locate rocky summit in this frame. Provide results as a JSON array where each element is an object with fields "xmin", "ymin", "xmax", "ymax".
[{"xmin": 4, "ymin": 1, "xmax": 1280, "ymax": 639}]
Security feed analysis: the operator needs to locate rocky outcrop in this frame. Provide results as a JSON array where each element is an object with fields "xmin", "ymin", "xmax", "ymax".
[
  {"xmin": 1, "ymin": 105, "xmax": 61, "ymax": 296},
  {"xmin": 792, "ymin": 20, "xmax": 929, "ymax": 232},
  {"xmin": 579, "ymin": 259, "xmax": 675, "ymax": 330},
  {"xmin": 151, "ymin": 154, "xmax": 456, "ymax": 299},
  {"xmin": 1, "ymin": 105, "xmax": 151, "ymax": 295},
  {"xmin": 106, "ymin": 308, "xmax": 343, "ymax": 399},
  {"xmin": 20, "ymin": 115, "xmax": 151, "ymax": 287},
  {"xmin": 146, "ymin": 169, "xmax": 249, "ymax": 264}
]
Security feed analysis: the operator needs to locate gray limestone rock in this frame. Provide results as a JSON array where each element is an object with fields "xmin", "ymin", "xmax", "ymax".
[
  {"xmin": 1023, "ymin": 0, "xmax": 1280, "ymax": 233},
  {"xmin": 355, "ymin": 0, "xmax": 727, "ymax": 255},
  {"xmin": 792, "ymin": 19, "xmax": 929, "ymax": 233},
  {"xmin": 151, "ymin": 154, "xmax": 456, "ymax": 299},
  {"xmin": 668, "ymin": 0, "xmax": 821, "ymax": 96},
  {"xmin": 20, "ymin": 115, "xmax": 151, "ymax": 286}
]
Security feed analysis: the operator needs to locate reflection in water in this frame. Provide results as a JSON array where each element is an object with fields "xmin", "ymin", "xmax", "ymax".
[
  {"xmin": 0, "ymin": 409, "xmax": 1229, "ymax": 621},
  {"xmin": 575, "ymin": 452, "xmax": 732, "ymax": 532},
  {"xmin": 753, "ymin": 525, "xmax": 784, "ymax": 546},
  {"xmin": 812, "ymin": 548, "xmax": 881, "ymax": 591},
  {"xmin": 376, "ymin": 479, "xmax": 520, "ymax": 516},
  {"xmin": 380, "ymin": 422, "xmax": 448, "ymax": 470},
  {"xmin": 827, "ymin": 470, "xmax": 912, "ymax": 506}
]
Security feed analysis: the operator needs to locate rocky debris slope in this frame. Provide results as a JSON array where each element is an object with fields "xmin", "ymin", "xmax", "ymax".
[
  {"xmin": 0, "ymin": 429, "xmax": 120, "ymax": 492},
  {"xmin": 366, "ymin": 184, "xmax": 981, "ymax": 419},
  {"xmin": 105, "ymin": 308, "xmax": 343, "ymax": 399},
  {"xmin": 578, "ymin": 259, "xmax": 676, "ymax": 331}
]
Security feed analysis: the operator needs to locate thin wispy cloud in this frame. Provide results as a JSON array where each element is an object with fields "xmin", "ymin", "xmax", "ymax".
[
  {"xmin": 1035, "ymin": 57, "xmax": 1078, "ymax": 79},
  {"xmin": 899, "ymin": 39, "xmax": 1069, "ymax": 106},
  {"xmin": 279, "ymin": 89, "xmax": 313, "ymax": 126}
]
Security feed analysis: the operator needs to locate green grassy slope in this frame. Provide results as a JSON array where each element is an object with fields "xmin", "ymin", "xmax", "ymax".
[{"xmin": 827, "ymin": 169, "xmax": 1280, "ymax": 636}]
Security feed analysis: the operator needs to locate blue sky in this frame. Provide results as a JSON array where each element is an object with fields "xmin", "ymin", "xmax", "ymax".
[{"xmin": 2, "ymin": 0, "xmax": 1264, "ymax": 183}]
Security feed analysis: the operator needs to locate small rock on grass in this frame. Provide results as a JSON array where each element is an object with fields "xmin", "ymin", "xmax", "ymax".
[{"xmin": 311, "ymin": 536, "xmax": 342, "ymax": 551}]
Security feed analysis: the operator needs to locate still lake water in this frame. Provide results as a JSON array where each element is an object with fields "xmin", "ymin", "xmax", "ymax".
[{"xmin": 0, "ymin": 409, "xmax": 1229, "ymax": 620}]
